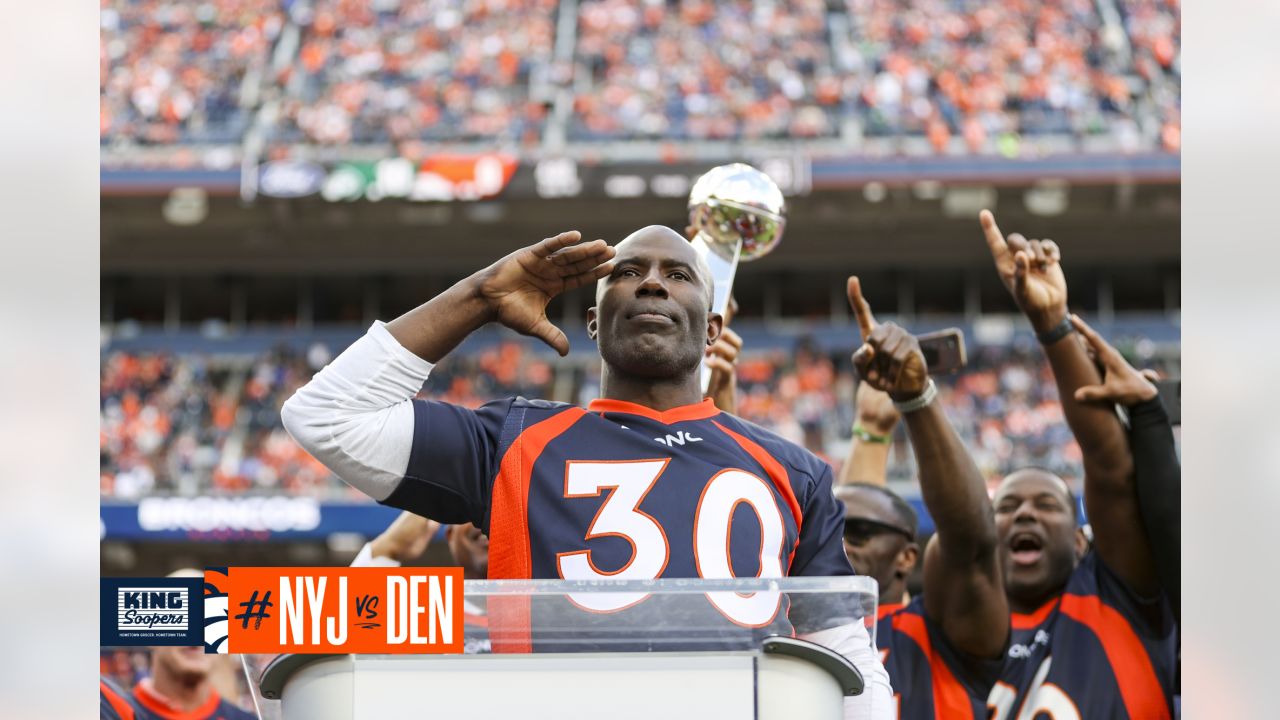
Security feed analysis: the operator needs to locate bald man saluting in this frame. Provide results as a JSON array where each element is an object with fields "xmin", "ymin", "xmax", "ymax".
[{"xmin": 282, "ymin": 227, "xmax": 893, "ymax": 718}]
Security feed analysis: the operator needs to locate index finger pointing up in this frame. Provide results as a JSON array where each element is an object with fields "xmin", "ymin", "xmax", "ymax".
[
  {"xmin": 846, "ymin": 276, "xmax": 877, "ymax": 340},
  {"xmin": 979, "ymin": 209, "xmax": 1009, "ymax": 261}
]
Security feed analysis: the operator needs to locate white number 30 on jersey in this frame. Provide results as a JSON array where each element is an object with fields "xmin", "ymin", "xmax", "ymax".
[{"xmin": 555, "ymin": 459, "xmax": 787, "ymax": 626}]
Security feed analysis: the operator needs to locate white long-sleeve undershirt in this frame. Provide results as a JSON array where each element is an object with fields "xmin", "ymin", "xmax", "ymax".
[
  {"xmin": 281, "ymin": 321, "xmax": 432, "ymax": 502},
  {"xmin": 801, "ymin": 622, "xmax": 895, "ymax": 720}
]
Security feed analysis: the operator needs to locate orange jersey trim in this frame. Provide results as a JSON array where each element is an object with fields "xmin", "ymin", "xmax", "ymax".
[
  {"xmin": 712, "ymin": 421, "xmax": 803, "ymax": 530},
  {"xmin": 587, "ymin": 397, "xmax": 720, "ymax": 424},
  {"xmin": 487, "ymin": 406, "xmax": 587, "ymax": 653},
  {"xmin": 892, "ymin": 612, "xmax": 975, "ymax": 720},
  {"xmin": 1010, "ymin": 597, "xmax": 1060, "ymax": 630},
  {"xmin": 877, "ymin": 602, "xmax": 905, "ymax": 621},
  {"xmin": 101, "ymin": 680, "xmax": 137, "ymax": 720},
  {"xmin": 1059, "ymin": 593, "xmax": 1171, "ymax": 720},
  {"xmin": 132, "ymin": 682, "xmax": 222, "ymax": 720},
  {"xmin": 711, "ymin": 421, "xmax": 803, "ymax": 572},
  {"xmin": 489, "ymin": 406, "xmax": 588, "ymax": 580}
]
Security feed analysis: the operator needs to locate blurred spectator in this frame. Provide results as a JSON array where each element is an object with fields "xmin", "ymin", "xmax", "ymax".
[
  {"xmin": 100, "ymin": 0, "xmax": 283, "ymax": 146},
  {"xmin": 101, "ymin": 335, "xmax": 1176, "ymax": 500},
  {"xmin": 101, "ymin": 340, "xmax": 558, "ymax": 499},
  {"xmin": 841, "ymin": 0, "xmax": 1140, "ymax": 150},
  {"xmin": 274, "ymin": 0, "xmax": 556, "ymax": 146},
  {"xmin": 100, "ymin": 0, "xmax": 1180, "ymax": 153},
  {"xmin": 1118, "ymin": 0, "xmax": 1180, "ymax": 150},
  {"xmin": 573, "ymin": 0, "xmax": 839, "ymax": 140}
]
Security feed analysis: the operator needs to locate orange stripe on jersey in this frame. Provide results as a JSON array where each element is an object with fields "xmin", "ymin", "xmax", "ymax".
[
  {"xmin": 1010, "ymin": 597, "xmax": 1060, "ymax": 630},
  {"xmin": 1059, "ymin": 593, "xmax": 1171, "ymax": 720},
  {"xmin": 101, "ymin": 680, "xmax": 136, "ymax": 720},
  {"xmin": 892, "ymin": 612, "xmax": 975, "ymax": 720},
  {"xmin": 712, "ymin": 421, "xmax": 804, "ymax": 572},
  {"xmin": 587, "ymin": 397, "xmax": 720, "ymax": 423},
  {"xmin": 877, "ymin": 601, "xmax": 905, "ymax": 621},
  {"xmin": 132, "ymin": 681, "xmax": 222, "ymax": 720},
  {"xmin": 487, "ymin": 407, "xmax": 586, "ymax": 653},
  {"xmin": 712, "ymin": 422, "xmax": 802, "ymax": 530},
  {"xmin": 489, "ymin": 407, "xmax": 587, "ymax": 580}
]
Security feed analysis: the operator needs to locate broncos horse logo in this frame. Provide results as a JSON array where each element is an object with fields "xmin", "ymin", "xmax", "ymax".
[{"xmin": 203, "ymin": 567, "xmax": 230, "ymax": 653}]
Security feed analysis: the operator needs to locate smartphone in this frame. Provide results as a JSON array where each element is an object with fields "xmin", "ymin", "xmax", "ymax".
[
  {"xmin": 917, "ymin": 328, "xmax": 967, "ymax": 374},
  {"xmin": 1154, "ymin": 378, "xmax": 1180, "ymax": 426}
]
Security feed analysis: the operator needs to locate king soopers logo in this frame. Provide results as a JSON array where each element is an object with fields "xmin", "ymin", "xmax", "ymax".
[
  {"xmin": 102, "ymin": 577, "xmax": 201, "ymax": 646},
  {"xmin": 118, "ymin": 587, "xmax": 189, "ymax": 631}
]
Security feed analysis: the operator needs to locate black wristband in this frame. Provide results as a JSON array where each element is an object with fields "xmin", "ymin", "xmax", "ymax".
[{"xmin": 1035, "ymin": 316, "xmax": 1074, "ymax": 346}]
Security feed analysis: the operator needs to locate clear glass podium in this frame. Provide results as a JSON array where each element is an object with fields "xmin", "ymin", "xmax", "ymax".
[{"xmin": 242, "ymin": 576, "xmax": 878, "ymax": 720}]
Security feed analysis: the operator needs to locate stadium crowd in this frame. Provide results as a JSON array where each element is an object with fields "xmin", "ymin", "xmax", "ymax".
[
  {"xmin": 841, "ymin": 0, "xmax": 1149, "ymax": 151},
  {"xmin": 100, "ymin": 330, "xmax": 1174, "ymax": 500},
  {"xmin": 101, "ymin": 0, "xmax": 1181, "ymax": 151},
  {"xmin": 101, "ymin": 340, "xmax": 559, "ymax": 498},
  {"xmin": 274, "ymin": 0, "xmax": 558, "ymax": 147},
  {"xmin": 573, "ymin": 0, "xmax": 839, "ymax": 140},
  {"xmin": 100, "ymin": 0, "xmax": 284, "ymax": 146}
]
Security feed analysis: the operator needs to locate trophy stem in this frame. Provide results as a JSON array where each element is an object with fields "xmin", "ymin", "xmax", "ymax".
[{"xmin": 690, "ymin": 232, "xmax": 743, "ymax": 395}]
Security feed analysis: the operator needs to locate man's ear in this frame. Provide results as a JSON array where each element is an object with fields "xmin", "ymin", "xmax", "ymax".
[
  {"xmin": 896, "ymin": 542, "xmax": 920, "ymax": 578},
  {"xmin": 1073, "ymin": 527, "xmax": 1089, "ymax": 560},
  {"xmin": 706, "ymin": 311, "xmax": 724, "ymax": 347},
  {"xmin": 587, "ymin": 307, "xmax": 598, "ymax": 340}
]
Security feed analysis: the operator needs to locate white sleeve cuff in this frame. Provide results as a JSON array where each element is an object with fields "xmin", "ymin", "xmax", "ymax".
[
  {"xmin": 351, "ymin": 542, "xmax": 403, "ymax": 568},
  {"xmin": 800, "ymin": 622, "xmax": 895, "ymax": 720}
]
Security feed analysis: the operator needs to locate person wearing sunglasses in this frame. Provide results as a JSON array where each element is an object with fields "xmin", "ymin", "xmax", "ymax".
[{"xmin": 836, "ymin": 483, "xmax": 920, "ymax": 618}]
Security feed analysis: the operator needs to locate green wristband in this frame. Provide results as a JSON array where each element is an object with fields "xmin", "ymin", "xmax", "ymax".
[{"xmin": 852, "ymin": 425, "xmax": 892, "ymax": 444}]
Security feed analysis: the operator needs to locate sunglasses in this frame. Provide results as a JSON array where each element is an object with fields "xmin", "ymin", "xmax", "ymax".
[{"xmin": 843, "ymin": 517, "xmax": 915, "ymax": 543}]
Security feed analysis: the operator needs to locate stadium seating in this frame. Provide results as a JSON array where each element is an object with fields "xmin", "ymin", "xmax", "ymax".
[
  {"xmin": 100, "ymin": 0, "xmax": 284, "ymax": 146},
  {"xmin": 100, "ymin": 335, "xmax": 1177, "ymax": 499},
  {"xmin": 99, "ymin": 0, "xmax": 1181, "ymax": 151},
  {"xmin": 273, "ymin": 0, "xmax": 558, "ymax": 146},
  {"xmin": 572, "ymin": 0, "xmax": 840, "ymax": 140}
]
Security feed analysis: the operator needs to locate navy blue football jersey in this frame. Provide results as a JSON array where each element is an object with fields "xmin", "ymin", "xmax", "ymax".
[
  {"xmin": 876, "ymin": 598, "xmax": 1000, "ymax": 719},
  {"xmin": 383, "ymin": 397, "xmax": 856, "ymax": 650},
  {"xmin": 987, "ymin": 551, "xmax": 1177, "ymax": 719},
  {"xmin": 101, "ymin": 676, "xmax": 141, "ymax": 720}
]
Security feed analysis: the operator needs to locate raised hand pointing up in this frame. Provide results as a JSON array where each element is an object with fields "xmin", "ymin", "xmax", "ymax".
[
  {"xmin": 979, "ymin": 210, "xmax": 1067, "ymax": 333},
  {"xmin": 846, "ymin": 276, "xmax": 929, "ymax": 402}
]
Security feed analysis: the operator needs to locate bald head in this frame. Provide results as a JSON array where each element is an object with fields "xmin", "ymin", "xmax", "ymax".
[
  {"xmin": 588, "ymin": 224, "xmax": 723, "ymax": 383},
  {"xmin": 596, "ymin": 225, "xmax": 715, "ymax": 310}
]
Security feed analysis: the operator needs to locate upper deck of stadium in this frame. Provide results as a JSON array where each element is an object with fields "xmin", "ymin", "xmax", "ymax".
[{"xmin": 101, "ymin": 0, "xmax": 1180, "ymax": 167}]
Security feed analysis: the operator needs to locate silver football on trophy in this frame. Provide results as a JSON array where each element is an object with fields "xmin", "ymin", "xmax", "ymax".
[{"xmin": 687, "ymin": 163, "xmax": 786, "ymax": 262}]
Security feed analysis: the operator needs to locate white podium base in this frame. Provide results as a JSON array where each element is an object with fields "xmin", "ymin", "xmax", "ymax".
[{"xmin": 276, "ymin": 651, "xmax": 844, "ymax": 720}]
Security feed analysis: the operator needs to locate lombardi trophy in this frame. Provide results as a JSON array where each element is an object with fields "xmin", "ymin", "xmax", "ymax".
[{"xmin": 687, "ymin": 163, "xmax": 787, "ymax": 392}]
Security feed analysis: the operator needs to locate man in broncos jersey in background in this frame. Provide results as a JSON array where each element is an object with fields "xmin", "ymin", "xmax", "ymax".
[
  {"xmin": 99, "ymin": 645, "xmax": 255, "ymax": 720},
  {"xmin": 978, "ymin": 211, "xmax": 1177, "ymax": 719},
  {"xmin": 283, "ymin": 226, "xmax": 893, "ymax": 718}
]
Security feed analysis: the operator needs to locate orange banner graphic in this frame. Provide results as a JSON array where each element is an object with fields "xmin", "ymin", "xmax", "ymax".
[{"xmin": 205, "ymin": 567, "xmax": 464, "ymax": 654}]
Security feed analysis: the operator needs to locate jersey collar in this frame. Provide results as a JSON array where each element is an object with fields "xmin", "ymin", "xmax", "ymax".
[
  {"xmin": 1011, "ymin": 596, "xmax": 1061, "ymax": 629},
  {"xmin": 876, "ymin": 601, "xmax": 905, "ymax": 620},
  {"xmin": 587, "ymin": 397, "xmax": 720, "ymax": 424},
  {"xmin": 133, "ymin": 680, "xmax": 222, "ymax": 720}
]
